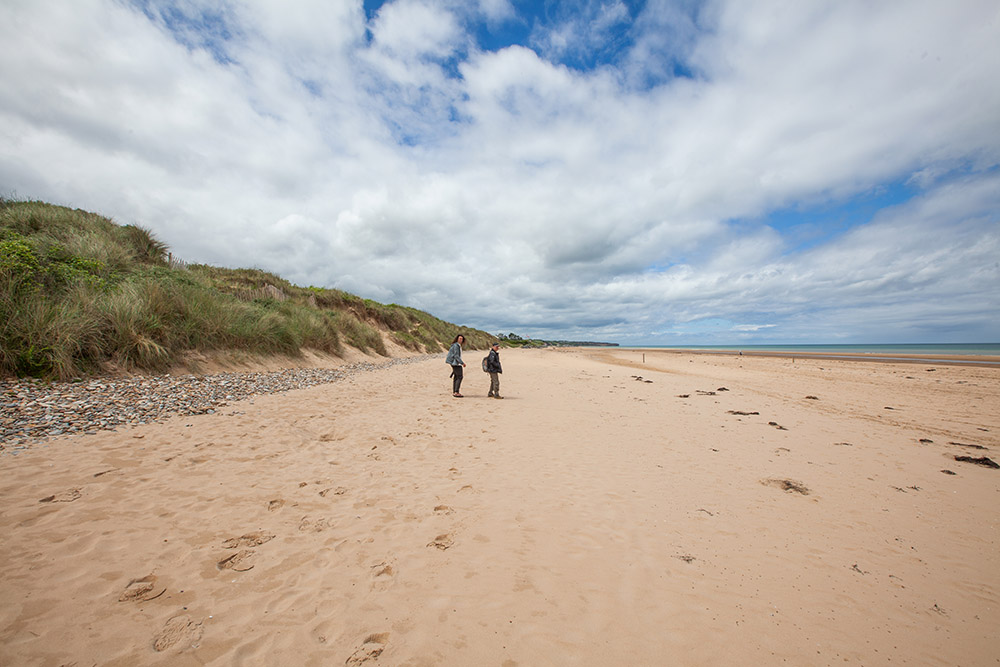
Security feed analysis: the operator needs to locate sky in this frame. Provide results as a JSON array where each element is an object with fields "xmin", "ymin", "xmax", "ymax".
[{"xmin": 1, "ymin": 0, "xmax": 999, "ymax": 345}]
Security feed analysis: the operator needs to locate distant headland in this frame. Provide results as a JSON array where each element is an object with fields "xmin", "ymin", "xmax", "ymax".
[{"xmin": 495, "ymin": 334, "xmax": 618, "ymax": 348}]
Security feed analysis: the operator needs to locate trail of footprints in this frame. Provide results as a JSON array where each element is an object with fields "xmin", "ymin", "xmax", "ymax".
[{"xmin": 109, "ymin": 431, "xmax": 470, "ymax": 661}]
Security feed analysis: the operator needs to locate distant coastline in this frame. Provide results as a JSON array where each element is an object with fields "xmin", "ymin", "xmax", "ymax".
[
  {"xmin": 500, "ymin": 338, "xmax": 619, "ymax": 348},
  {"xmin": 542, "ymin": 340, "xmax": 619, "ymax": 347}
]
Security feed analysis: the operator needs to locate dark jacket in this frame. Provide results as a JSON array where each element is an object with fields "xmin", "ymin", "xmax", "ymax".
[{"xmin": 486, "ymin": 349, "xmax": 502, "ymax": 373}]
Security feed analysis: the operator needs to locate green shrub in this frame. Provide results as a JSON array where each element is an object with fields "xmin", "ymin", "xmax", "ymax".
[{"xmin": 0, "ymin": 233, "xmax": 43, "ymax": 295}]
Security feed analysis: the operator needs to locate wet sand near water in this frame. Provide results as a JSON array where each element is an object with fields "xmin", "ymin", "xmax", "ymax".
[{"xmin": 1, "ymin": 347, "xmax": 998, "ymax": 665}]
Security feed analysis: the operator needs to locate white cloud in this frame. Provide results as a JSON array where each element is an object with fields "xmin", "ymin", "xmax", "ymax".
[
  {"xmin": 0, "ymin": 0, "xmax": 997, "ymax": 343},
  {"xmin": 369, "ymin": 0, "xmax": 462, "ymax": 60},
  {"xmin": 475, "ymin": 0, "xmax": 515, "ymax": 24}
]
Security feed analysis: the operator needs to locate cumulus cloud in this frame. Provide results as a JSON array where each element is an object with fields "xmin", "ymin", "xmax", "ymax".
[{"xmin": 0, "ymin": 0, "xmax": 998, "ymax": 343}]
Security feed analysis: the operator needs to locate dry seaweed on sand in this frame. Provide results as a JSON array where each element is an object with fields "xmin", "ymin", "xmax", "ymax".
[
  {"xmin": 953, "ymin": 455, "xmax": 999, "ymax": 469},
  {"xmin": 762, "ymin": 478, "xmax": 811, "ymax": 494}
]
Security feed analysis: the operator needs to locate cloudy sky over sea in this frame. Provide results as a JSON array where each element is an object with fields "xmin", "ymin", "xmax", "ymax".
[{"xmin": 2, "ymin": 0, "xmax": 998, "ymax": 344}]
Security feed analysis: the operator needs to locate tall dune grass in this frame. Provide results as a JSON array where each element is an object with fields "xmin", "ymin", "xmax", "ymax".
[{"xmin": 0, "ymin": 198, "xmax": 491, "ymax": 379}]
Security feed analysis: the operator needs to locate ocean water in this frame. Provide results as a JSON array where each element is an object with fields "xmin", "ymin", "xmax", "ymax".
[{"xmin": 623, "ymin": 343, "xmax": 1000, "ymax": 356}]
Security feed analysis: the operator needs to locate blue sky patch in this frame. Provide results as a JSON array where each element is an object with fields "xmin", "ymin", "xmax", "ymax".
[
  {"xmin": 754, "ymin": 179, "xmax": 919, "ymax": 254},
  {"xmin": 131, "ymin": 0, "xmax": 238, "ymax": 66}
]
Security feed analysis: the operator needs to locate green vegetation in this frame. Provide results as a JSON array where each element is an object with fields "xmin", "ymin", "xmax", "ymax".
[
  {"xmin": 495, "ymin": 333, "xmax": 547, "ymax": 349},
  {"xmin": 496, "ymin": 333, "xmax": 618, "ymax": 348},
  {"xmin": 0, "ymin": 199, "xmax": 492, "ymax": 379}
]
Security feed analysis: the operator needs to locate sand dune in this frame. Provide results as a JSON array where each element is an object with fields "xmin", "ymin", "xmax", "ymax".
[{"xmin": 1, "ymin": 347, "xmax": 998, "ymax": 665}]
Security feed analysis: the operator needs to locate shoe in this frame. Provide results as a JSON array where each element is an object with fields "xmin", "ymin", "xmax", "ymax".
[
  {"xmin": 494, "ymin": 395, "xmax": 504, "ymax": 399},
  {"xmin": 487, "ymin": 393, "xmax": 494, "ymax": 397},
  {"xmin": 453, "ymin": 393, "xmax": 464, "ymax": 398}
]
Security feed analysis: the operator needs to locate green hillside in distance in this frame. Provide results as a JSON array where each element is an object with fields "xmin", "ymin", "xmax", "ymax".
[{"xmin": 0, "ymin": 199, "xmax": 493, "ymax": 379}]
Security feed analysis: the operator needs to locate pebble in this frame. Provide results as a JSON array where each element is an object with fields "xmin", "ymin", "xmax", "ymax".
[{"xmin": 0, "ymin": 356, "xmax": 435, "ymax": 454}]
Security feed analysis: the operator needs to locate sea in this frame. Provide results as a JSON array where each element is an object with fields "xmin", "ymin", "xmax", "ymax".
[{"xmin": 617, "ymin": 343, "xmax": 1000, "ymax": 365}]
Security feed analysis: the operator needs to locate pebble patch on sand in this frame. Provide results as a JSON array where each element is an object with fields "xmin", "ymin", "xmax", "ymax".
[{"xmin": 1, "ymin": 356, "xmax": 434, "ymax": 452}]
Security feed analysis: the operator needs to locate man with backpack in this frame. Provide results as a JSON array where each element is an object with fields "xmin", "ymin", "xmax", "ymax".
[{"xmin": 485, "ymin": 341, "xmax": 503, "ymax": 399}]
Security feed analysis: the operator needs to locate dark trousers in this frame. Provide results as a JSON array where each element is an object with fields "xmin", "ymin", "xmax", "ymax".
[
  {"xmin": 451, "ymin": 365, "xmax": 463, "ymax": 394},
  {"xmin": 488, "ymin": 372, "xmax": 500, "ymax": 396}
]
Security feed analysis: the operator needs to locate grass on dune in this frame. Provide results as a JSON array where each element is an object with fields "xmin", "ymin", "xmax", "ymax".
[{"xmin": 0, "ymin": 198, "xmax": 493, "ymax": 379}]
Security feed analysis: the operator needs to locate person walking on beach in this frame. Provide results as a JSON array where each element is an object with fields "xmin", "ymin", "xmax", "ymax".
[
  {"xmin": 446, "ymin": 334, "xmax": 467, "ymax": 397},
  {"xmin": 486, "ymin": 341, "xmax": 503, "ymax": 398}
]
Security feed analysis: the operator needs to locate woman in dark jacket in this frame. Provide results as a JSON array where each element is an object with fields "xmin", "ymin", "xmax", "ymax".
[
  {"xmin": 445, "ymin": 334, "xmax": 466, "ymax": 397},
  {"xmin": 486, "ymin": 341, "xmax": 503, "ymax": 399}
]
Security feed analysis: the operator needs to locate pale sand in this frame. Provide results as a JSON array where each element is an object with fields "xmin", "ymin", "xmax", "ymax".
[{"xmin": 1, "ymin": 347, "xmax": 998, "ymax": 665}]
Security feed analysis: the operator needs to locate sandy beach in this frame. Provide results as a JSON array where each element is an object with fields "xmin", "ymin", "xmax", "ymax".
[{"xmin": 1, "ymin": 347, "xmax": 998, "ymax": 666}]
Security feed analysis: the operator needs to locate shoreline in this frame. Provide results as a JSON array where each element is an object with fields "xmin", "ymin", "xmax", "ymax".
[{"xmin": 607, "ymin": 346, "xmax": 1000, "ymax": 367}]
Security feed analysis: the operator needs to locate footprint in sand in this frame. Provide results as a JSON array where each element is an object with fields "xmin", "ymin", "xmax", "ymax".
[
  {"xmin": 428, "ymin": 534, "xmax": 455, "ymax": 550},
  {"xmin": 319, "ymin": 487, "xmax": 347, "ymax": 497},
  {"xmin": 298, "ymin": 516, "xmax": 333, "ymax": 532},
  {"xmin": 153, "ymin": 614, "xmax": 203, "ymax": 652},
  {"xmin": 268, "ymin": 499, "xmax": 285, "ymax": 511},
  {"xmin": 39, "ymin": 488, "xmax": 82, "ymax": 503},
  {"xmin": 433, "ymin": 505, "xmax": 455, "ymax": 515},
  {"xmin": 217, "ymin": 549, "xmax": 257, "ymax": 571},
  {"xmin": 513, "ymin": 574, "xmax": 536, "ymax": 593},
  {"xmin": 119, "ymin": 575, "xmax": 166, "ymax": 602},
  {"xmin": 346, "ymin": 632, "xmax": 390, "ymax": 665},
  {"xmin": 370, "ymin": 560, "xmax": 397, "ymax": 591},
  {"xmin": 222, "ymin": 531, "xmax": 275, "ymax": 549}
]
